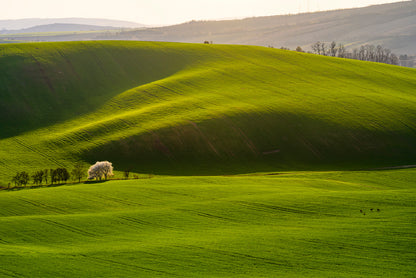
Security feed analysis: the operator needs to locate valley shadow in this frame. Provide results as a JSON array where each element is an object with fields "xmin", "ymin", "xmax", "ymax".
[{"xmin": 79, "ymin": 112, "xmax": 416, "ymax": 176}]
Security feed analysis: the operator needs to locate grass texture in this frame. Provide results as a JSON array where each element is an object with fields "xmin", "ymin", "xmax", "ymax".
[
  {"xmin": 0, "ymin": 42, "xmax": 415, "ymax": 276},
  {"xmin": 0, "ymin": 41, "xmax": 416, "ymax": 183},
  {"xmin": 0, "ymin": 169, "xmax": 415, "ymax": 277}
]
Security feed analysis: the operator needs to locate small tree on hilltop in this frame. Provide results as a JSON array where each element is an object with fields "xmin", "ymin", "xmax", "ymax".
[
  {"xmin": 312, "ymin": 41, "xmax": 321, "ymax": 55},
  {"xmin": 329, "ymin": 41, "xmax": 337, "ymax": 57},
  {"xmin": 88, "ymin": 161, "xmax": 114, "ymax": 181}
]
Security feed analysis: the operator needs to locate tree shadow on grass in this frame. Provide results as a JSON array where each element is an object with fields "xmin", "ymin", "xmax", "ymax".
[
  {"xmin": 84, "ymin": 180, "xmax": 110, "ymax": 184},
  {"xmin": 0, "ymin": 180, "xmax": 111, "ymax": 192}
]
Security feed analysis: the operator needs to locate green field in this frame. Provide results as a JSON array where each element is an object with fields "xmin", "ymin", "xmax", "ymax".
[
  {"xmin": 0, "ymin": 41, "xmax": 415, "ymax": 276},
  {"xmin": 0, "ymin": 170, "xmax": 415, "ymax": 277},
  {"xmin": 0, "ymin": 41, "xmax": 416, "ymax": 184}
]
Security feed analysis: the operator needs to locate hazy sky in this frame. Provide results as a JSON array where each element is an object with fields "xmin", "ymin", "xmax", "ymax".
[{"xmin": 0, "ymin": 0, "xmax": 404, "ymax": 26}]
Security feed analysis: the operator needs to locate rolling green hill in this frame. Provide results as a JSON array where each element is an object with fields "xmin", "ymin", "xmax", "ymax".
[
  {"xmin": 1, "ymin": 41, "xmax": 415, "ymax": 277},
  {"xmin": 0, "ymin": 170, "xmax": 415, "ymax": 277},
  {"xmin": 0, "ymin": 41, "xmax": 416, "ymax": 184}
]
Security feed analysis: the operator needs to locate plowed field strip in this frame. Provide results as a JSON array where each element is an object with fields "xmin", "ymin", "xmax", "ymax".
[{"xmin": 36, "ymin": 218, "xmax": 96, "ymax": 237}]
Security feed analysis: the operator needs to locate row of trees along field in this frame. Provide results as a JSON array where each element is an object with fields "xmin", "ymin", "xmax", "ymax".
[
  {"xmin": 9, "ymin": 161, "xmax": 114, "ymax": 189},
  {"xmin": 309, "ymin": 41, "xmax": 399, "ymax": 65}
]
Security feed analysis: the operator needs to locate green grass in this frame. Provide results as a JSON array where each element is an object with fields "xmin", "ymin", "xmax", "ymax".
[
  {"xmin": 0, "ymin": 169, "xmax": 415, "ymax": 277},
  {"xmin": 0, "ymin": 41, "xmax": 415, "ymax": 184},
  {"xmin": 0, "ymin": 42, "xmax": 415, "ymax": 276}
]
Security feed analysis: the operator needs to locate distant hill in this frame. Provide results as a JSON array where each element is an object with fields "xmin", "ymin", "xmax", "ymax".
[
  {"xmin": 107, "ymin": 0, "xmax": 416, "ymax": 55},
  {"xmin": 0, "ymin": 23, "xmax": 125, "ymax": 34},
  {"xmin": 0, "ymin": 18, "xmax": 145, "ymax": 30},
  {"xmin": 1, "ymin": 2, "xmax": 415, "ymax": 55},
  {"xmin": 0, "ymin": 41, "xmax": 415, "ymax": 183}
]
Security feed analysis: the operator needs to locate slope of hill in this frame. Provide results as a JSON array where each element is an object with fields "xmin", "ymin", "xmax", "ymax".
[
  {"xmin": 0, "ymin": 41, "xmax": 416, "ymax": 183},
  {"xmin": 106, "ymin": 0, "xmax": 416, "ymax": 55}
]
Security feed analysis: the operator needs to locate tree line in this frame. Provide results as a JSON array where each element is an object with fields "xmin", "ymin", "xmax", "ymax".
[
  {"xmin": 10, "ymin": 162, "xmax": 86, "ymax": 188},
  {"xmin": 309, "ymin": 41, "xmax": 399, "ymax": 65},
  {"xmin": 8, "ymin": 161, "xmax": 115, "ymax": 189},
  {"xmin": 3, "ymin": 161, "xmax": 153, "ymax": 190}
]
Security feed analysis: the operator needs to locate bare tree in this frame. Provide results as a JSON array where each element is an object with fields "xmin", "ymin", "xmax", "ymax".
[
  {"xmin": 376, "ymin": 45, "xmax": 384, "ymax": 62},
  {"xmin": 384, "ymin": 48, "xmax": 391, "ymax": 63},
  {"xmin": 368, "ymin": 45, "xmax": 376, "ymax": 61},
  {"xmin": 312, "ymin": 41, "xmax": 322, "ymax": 55},
  {"xmin": 358, "ymin": 45, "xmax": 366, "ymax": 60},
  {"xmin": 320, "ymin": 42, "xmax": 327, "ymax": 56},
  {"xmin": 310, "ymin": 41, "xmax": 402, "ymax": 66},
  {"xmin": 352, "ymin": 48, "xmax": 358, "ymax": 59},
  {"xmin": 338, "ymin": 44, "xmax": 347, "ymax": 58},
  {"xmin": 329, "ymin": 41, "xmax": 337, "ymax": 57}
]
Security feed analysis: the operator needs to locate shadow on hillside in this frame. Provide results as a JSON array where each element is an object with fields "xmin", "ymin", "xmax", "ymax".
[
  {"xmin": 0, "ymin": 42, "xmax": 195, "ymax": 139},
  {"xmin": 80, "ymin": 112, "xmax": 416, "ymax": 176}
]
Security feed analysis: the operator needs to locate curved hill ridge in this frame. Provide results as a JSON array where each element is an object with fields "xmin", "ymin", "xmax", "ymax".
[{"xmin": 0, "ymin": 41, "xmax": 416, "ymax": 182}]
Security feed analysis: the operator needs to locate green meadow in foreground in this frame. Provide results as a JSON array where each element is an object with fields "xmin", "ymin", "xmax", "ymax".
[
  {"xmin": 0, "ymin": 41, "xmax": 416, "ymax": 184},
  {"xmin": 0, "ymin": 170, "xmax": 415, "ymax": 277}
]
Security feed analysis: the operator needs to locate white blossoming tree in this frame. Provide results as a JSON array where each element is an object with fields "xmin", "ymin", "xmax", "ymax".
[{"xmin": 88, "ymin": 161, "xmax": 114, "ymax": 180}]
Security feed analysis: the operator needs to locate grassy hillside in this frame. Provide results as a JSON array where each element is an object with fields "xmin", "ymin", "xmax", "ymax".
[
  {"xmin": 0, "ymin": 170, "xmax": 415, "ymax": 277},
  {"xmin": 0, "ymin": 41, "xmax": 200, "ymax": 137},
  {"xmin": 0, "ymin": 41, "xmax": 416, "ymax": 184}
]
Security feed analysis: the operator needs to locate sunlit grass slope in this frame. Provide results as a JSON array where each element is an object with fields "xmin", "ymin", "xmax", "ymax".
[
  {"xmin": 0, "ymin": 170, "xmax": 415, "ymax": 277},
  {"xmin": 1, "ymin": 41, "xmax": 416, "ymax": 183}
]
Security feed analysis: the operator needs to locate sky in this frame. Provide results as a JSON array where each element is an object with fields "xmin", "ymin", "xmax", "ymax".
[{"xmin": 0, "ymin": 0, "xmax": 404, "ymax": 26}]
